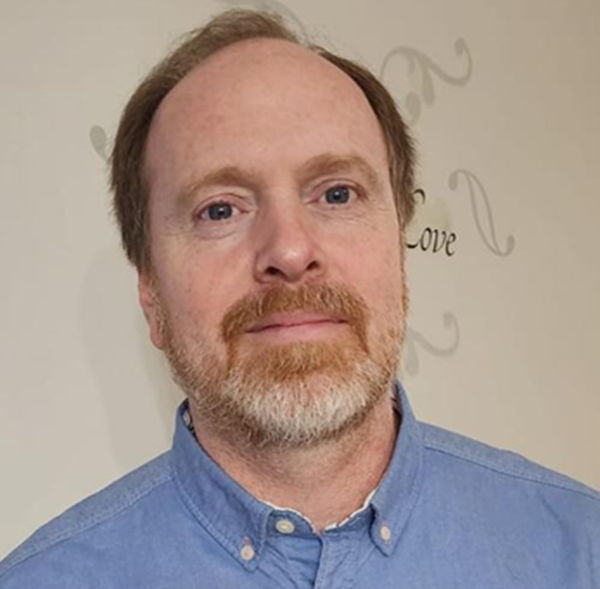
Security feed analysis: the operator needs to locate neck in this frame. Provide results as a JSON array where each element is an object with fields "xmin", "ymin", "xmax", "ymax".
[{"xmin": 190, "ymin": 390, "xmax": 399, "ymax": 531}]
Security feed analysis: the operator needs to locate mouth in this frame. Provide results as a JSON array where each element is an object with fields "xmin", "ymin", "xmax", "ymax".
[
  {"xmin": 248, "ymin": 312, "xmax": 345, "ymax": 332},
  {"xmin": 246, "ymin": 312, "xmax": 347, "ymax": 342}
]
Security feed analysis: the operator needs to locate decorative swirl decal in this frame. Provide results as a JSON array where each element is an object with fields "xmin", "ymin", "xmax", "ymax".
[
  {"xmin": 90, "ymin": 125, "xmax": 109, "ymax": 162},
  {"xmin": 403, "ymin": 313, "xmax": 461, "ymax": 376},
  {"xmin": 219, "ymin": 0, "xmax": 307, "ymax": 36},
  {"xmin": 449, "ymin": 170, "xmax": 516, "ymax": 257},
  {"xmin": 380, "ymin": 40, "xmax": 473, "ymax": 125}
]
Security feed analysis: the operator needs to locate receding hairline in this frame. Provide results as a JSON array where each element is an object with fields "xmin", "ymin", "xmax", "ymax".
[
  {"xmin": 148, "ymin": 36, "xmax": 378, "ymax": 135},
  {"xmin": 144, "ymin": 36, "xmax": 391, "ymax": 192}
]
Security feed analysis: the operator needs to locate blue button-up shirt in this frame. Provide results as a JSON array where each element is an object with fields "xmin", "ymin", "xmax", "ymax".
[{"xmin": 2, "ymin": 384, "xmax": 599, "ymax": 588}]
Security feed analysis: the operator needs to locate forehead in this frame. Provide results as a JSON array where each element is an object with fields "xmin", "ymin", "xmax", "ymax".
[{"xmin": 145, "ymin": 38, "xmax": 389, "ymax": 192}]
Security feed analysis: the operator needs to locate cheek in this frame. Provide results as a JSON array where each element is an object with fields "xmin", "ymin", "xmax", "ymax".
[
  {"xmin": 153, "ymin": 229, "xmax": 249, "ymax": 309},
  {"xmin": 159, "ymin": 257, "xmax": 260, "ymax": 354},
  {"xmin": 343, "ymin": 233, "xmax": 405, "ymax": 334},
  {"xmin": 337, "ymin": 225, "xmax": 404, "ymax": 296}
]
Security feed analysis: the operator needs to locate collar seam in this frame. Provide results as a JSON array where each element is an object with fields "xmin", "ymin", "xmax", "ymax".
[
  {"xmin": 423, "ymin": 441, "xmax": 600, "ymax": 504},
  {"xmin": 371, "ymin": 409, "xmax": 425, "ymax": 556},
  {"xmin": 387, "ymin": 446, "xmax": 424, "ymax": 553}
]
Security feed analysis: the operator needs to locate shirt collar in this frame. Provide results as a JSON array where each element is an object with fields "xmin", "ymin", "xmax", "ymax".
[
  {"xmin": 369, "ymin": 382, "xmax": 424, "ymax": 555},
  {"xmin": 170, "ymin": 382, "xmax": 423, "ymax": 567}
]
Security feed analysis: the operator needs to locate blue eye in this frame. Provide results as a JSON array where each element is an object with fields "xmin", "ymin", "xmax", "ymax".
[
  {"xmin": 203, "ymin": 202, "xmax": 234, "ymax": 221},
  {"xmin": 324, "ymin": 186, "xmax": 351, "ymax": 204}
]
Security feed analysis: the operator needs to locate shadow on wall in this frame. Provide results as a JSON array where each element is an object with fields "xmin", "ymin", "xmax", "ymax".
[{"xmin": 79, "ymin": 247, "xmax": 182, "ymax": 472}]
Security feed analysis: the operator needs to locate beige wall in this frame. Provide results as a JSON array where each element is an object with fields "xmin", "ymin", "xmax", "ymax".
[{"xmin": 1, "ymin": 0, "xmax": 598, "ymax": 559}]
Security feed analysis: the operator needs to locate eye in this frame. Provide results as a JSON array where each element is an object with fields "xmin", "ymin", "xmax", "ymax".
[
  {"xmin": 323, "ymin": 185, "xmax": 353, "ymax": 205},
  {"xmin": 199, "ymin": 201, "xmax": 237, "ymax": 222}
]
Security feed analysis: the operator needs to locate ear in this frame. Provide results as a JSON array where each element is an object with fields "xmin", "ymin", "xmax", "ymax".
[{"xmin": 138, "ymin": 272, "xmax": 165, "ymax": 350}]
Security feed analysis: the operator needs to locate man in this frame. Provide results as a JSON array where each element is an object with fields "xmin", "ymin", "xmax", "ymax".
[{"xmin": 1, "ymin": 9, "xmax": 598, "ymax": 588}]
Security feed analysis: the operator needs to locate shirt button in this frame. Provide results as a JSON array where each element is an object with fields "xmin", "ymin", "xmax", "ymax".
[
  {"xmin": 380, "ymin": 524, "xmax": 392, "ymax": 542},
  {"xmin": 275, "ymin": 518, "xmax": 295, "ymax": 535},
  {"xmin": 183, "ymin": 410, "xmax": 192, "ymax": 428},
  {"xmin": 240, "ymin": 542, "xmax": 255, "ymax": 561}
]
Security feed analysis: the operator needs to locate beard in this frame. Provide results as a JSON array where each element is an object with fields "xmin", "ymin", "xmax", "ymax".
[{"xmin": 158, "ymin": 282, "xmax": 404, "ymax": 449}]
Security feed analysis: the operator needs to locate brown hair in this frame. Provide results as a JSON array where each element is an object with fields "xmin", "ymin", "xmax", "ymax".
[{"xmin": 110, "ymin": 9, "xmax": 417, "ymax": 271}]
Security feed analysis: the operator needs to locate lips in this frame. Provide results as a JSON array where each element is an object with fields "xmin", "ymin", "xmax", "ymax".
[{"xmin": 248, "ymin": 312, "xmax": 345, "ymax": 333}]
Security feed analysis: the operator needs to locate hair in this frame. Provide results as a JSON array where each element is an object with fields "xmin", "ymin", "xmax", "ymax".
[{"xmin": 110, "ymin": 9, "xmax": 417, "ymax": 272}]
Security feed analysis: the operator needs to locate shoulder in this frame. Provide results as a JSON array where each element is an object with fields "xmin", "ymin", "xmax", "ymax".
[
  {"xmin": 0, "ymin": 453, "xmax": 174, "ymax": 585},
  {"xmin": 419, "ymin": 421, "xmax": 600, "ymax": 525}
]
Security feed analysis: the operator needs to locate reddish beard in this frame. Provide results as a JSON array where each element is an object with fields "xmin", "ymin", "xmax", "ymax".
[{"xmin": 159, "ymin": 282, "xmax": 401, "ymax": 448}]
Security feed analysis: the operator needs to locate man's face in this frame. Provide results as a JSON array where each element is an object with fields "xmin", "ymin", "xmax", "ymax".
[{"xmin": 140, "ymin": 39, "xmax": 407, "ymax": 448}]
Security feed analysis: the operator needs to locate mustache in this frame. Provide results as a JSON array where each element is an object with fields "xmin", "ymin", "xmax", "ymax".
[{"xmin": 221, "ymin": 282, "xmax": 370, "ymax": 345}]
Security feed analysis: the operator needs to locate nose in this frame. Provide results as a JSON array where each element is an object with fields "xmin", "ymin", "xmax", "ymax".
[{"xmin": 253, "ymin": 203, "xmax": 326, "ymax": 285}]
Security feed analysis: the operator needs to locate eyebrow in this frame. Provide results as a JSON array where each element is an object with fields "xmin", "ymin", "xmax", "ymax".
[
  {"xmin": 298, "ymin": 153, "xmax": 382, "ymax": 190},
  {"xmin": 175, "ymin": 152, "xmax": 383, "ymax": 211},
  {"xmin": 175, "ymin": 166, "xmax": 259, "ymax": 212}
]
